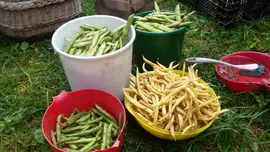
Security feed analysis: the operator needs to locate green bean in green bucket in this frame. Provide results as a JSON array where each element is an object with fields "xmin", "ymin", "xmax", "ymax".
[
  {"xmin": 133, "ymin": 1, "xmax": 196, "ymax": 69},
  {"xmin": 133, "ymin": 1, "xmax": 195, "ymax": 33}
]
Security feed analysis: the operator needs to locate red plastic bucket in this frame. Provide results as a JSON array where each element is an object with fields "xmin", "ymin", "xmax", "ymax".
[{"xmin": 42, "ymin": 89, "xmax": 126, "ymax": 152}]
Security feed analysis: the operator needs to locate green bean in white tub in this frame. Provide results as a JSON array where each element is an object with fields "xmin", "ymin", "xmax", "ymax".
[{"xmin": 64, "ymin": 15, "xmax": 134, "ymax": 57}]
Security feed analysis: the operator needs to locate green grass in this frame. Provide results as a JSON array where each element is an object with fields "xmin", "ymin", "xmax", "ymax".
[{"xmin": 0, "ymin": 0, "xmax": 270, "ymax": 151}]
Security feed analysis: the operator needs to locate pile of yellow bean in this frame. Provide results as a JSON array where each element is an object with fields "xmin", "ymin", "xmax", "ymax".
[{"xmin": 123, "ymin": 57, "xmax": 229, "ymax": 138}]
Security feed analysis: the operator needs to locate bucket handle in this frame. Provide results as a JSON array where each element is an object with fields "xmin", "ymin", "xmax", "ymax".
[{"xmin": 52, "ymin": 90, "xmax": 69, "ymax": 103}]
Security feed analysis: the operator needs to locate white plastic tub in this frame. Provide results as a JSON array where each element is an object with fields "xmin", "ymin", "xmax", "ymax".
[{"xmin": 52, "ymin": 15, "xmax": 136, "ymax": 100}]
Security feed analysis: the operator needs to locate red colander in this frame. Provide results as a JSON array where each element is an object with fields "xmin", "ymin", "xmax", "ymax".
[
  {"xmin": 42, "ymin": 89, "xmax": 126, "ymax": 152},
  {"xmin": 216, "ymin": 51, "xmax": 270, "ymax": 92}
]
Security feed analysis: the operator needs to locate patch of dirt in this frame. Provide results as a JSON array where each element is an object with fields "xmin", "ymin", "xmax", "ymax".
[
  {"xmin": 209, "ymin": 26, "xmax": 215, "ymax": 32},
  {"xmin": 16, "ymin": 80, "xmax": 28, "ymax": 93},
  {"xmin": 202, "ymin": 146, "xmax": 217, "ymax": 152},
  {"xmin": 249, "ymin": 124, "xmax": 261, "ymax": 134},
  {"xmin": 200, "ymin": 50, "xmax": 208, "ymax": 55}
]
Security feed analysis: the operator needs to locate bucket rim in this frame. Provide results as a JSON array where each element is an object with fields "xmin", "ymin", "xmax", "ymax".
[
  {"xmin": 134, "ymin": 10, "xmax": 188, "ymax": 35},
  {"xmin": 51, "ymin": 15, "xmax": 136, "ymax": 60}
]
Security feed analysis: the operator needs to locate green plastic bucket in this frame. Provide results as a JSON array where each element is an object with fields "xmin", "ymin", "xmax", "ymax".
[{"xmin": 133, "ymin": 11, "xmax": 187, "ymax": 70}]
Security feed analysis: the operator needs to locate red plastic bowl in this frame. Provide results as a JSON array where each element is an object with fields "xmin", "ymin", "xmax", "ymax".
[
  {"xmin": 42, "ymin": 89, "xmax": 126, "ymax": 152},
  {"xmin": 216, "ymin": 51, "xmax": 270, "ymax": 92}
]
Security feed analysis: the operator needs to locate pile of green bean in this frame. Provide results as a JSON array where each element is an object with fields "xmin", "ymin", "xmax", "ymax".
[
  {"xmin": 64, "ymin": 15, "xmax": 134, "ymax": 56},
  {"xmin": 51, "ymin": 104, "xmax": 122, "ymax": 152},
  {"xmin": 134, "ymin": 1, "xmax": 195, "ymax": 32}
]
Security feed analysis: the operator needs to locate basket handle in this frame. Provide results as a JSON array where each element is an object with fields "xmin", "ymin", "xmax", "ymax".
[{"xmin": 0, "ymin": 0, "xmax": 66, "ymax": 11}]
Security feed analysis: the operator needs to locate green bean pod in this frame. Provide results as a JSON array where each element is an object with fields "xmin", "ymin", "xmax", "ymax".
[
  {"xmin": 62, "ymin": 125, "xmax": 87, "ymax": 133},
  {"xmin": 136, "ymin": 22, "xmax": 163, "ymax": 32},
  {"xmin": 92, "ymin": 109, "xmax": 120, "ymax": 130},
  {"xmin": 57, "ymin": 137, "xmax": 80, "ymax": 143},
  {"xmin": 178, "ymin": 21, "xmax": 192, "ymax": 27},
  {"xmin": 95, "ymin": 127, "xmax": 103, "ymax": 138},
  {"xmin": 180, "ymin": 11, "xmax": 196, "ymax": 22},
  {"xmin": 113, "ymin": 129, "xmax": 118, "ymax": 138},
  {"xmin": 121, "ymin": 14, "xmax": 134, "ymax": 44},
  {"xmin": 80, "ymin": 24, "xmax": 101, "ymax": 31},
  {"xmin": 154, "ymin": 1, "xmax": 160, "ymax": 12},
  {"xmin": 68, "ymin": 144, "xmax": 78, "ymax": 150},
  {"xmin": 167, "ymin": 15, "xmax": 176, "ymax": 20},
  {"xmin": 80, "ymin": 50, "xmax": 86, "ymax": 56},
  {"xmin": 56, "ymin": 114, "xmax": 63, "ymax": 143},
  {"xmin": 100, "ymin": 36, "xmax": 113, "ymax": 44},
  {"xmin": 95, "ymin": 43, "xmax": 106, "ymax": 56},
  {"xmin": 69, "ymin": 48, "xmax": 76, "ymax": 55},
  {"xmin": 62, "ymin": 112, "xmax": 87, "ymax": 128},
  {"xmin": 85, "ymin": 31, "xmax": 99, "ymax": 56},
  {"xmin": 119, "ymin": 37, "xmax": 123, "ymax": 49},
  {"xmin": 134, "ymin": 16, "xmax": 148, "ymax": 21},
  {"xmin": 98, "ymin": 31, "xmax": 111, "ymax": 44},
  {"xmin": 110, "ymin": 24, "xmax": 125, "ymax": 36},
  {"xmin": 106, "ymin": 42, "xmax": 115, "ymax": 46},
  {"xmin": 79, "ymin": 116, "xmax": 104, "ymax": 126},
  {"xmin": 112, "ymin": 31, "xmax": 123, "ymax": 43},
  {"xmin": 175, "ymin": 4, "xmax": 181, "ymax": 21},
  {"xmin": 79, "ymin": 138, "xmax": 97, "ymax": 152},
  {"xmin": 106, "ymin": 124, "xmax": 113, "ymax": 148},
  {"xmin": 101, "ymin": 123, "xmax": 107, "ymax": 150},
  {"xmin": 74, "ymin": 37, "xmax": 93, "ymax": 43},
  {"xmin": 95, "ymin": 104, "xmax": 118, "ymax": 123},
  {"xmin": 148, "ymin": 23, "xmax": 173, "ymax": 32},
  {"xmin": 85, "ymin": 32, "xmax": 96, "ymax": 37},
  {"xmin": 145, "ymin": 16, "xmax": 165, "ymax": 22},
  {"xmin": 99, "ymin": 28, "xmax": 108, "ymax": 36},
  {"xmin": 72, "ymin": 41, "xmax": 91, "ymax": 48},
  {"xmin": 66, "ymin": 137, "xmax": 96, "ymax": 144},
  {"xmin": 76, "ymin": 114, "xmax": 90, "ymax": 123},
  {"xmin": 64, "ymin": 32, "xmax": 82, "ymax": 53},
  {"xmin": 74, "ymin": 48, "xmax": 83, "ymax": 56},
  {"xmin": 136, "ymin": 25, "xmax": 146, "ymax": 31},
  {"xmin": 63, "ymin": 148, "xmax": 79, "ymax": 152},
  {"xmin": 51, "ymin": 130, "xmax": 57, "ymax": 146},
  {"xmin": 103, "ymin": 45, "xmax": 112, "ymax": 54},
  {"xmin": 65, "ymin": 124, "xmax": 102, "ymax": 137},
  {"xmin": 90, "ymin": 111, "xmax": 96, "ymax": 121},
  {"xmin": 85, "ymin": 144, "xmax": 100, "ymax": 152}
]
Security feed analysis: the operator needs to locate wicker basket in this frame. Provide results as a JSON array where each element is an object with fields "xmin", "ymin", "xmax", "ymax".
[{"xmin": 0, "ymin": 0, "xmax": 82, "ymax": 39}]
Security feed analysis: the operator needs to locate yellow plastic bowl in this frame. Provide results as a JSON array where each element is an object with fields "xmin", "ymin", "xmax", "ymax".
[{"xmin": 124, "ymin": 70, "xmax": 221, "ymax": 140}]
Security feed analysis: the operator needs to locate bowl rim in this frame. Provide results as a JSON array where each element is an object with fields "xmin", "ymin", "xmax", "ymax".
[
  {"xmin": 124, "ymin": 70, "xmax": 221, "ymax": 137},
  {"xmin": 51, "ymin": 15, "xmax": 136, "ymax": 60},
  {"xmin": 134, "ymin": 10, "xmax": 188, "ymax": 36},
  {"xmin": 215, "ymin": 51, "xmax": 270, "ymax": 84},
  {"xmin": 42, "ymin": 88, "xmax": 127, "ymax": 152}
]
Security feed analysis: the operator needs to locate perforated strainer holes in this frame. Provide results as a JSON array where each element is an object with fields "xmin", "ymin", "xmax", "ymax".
[{"xmin": 218, "ymin": 63, "xmax": 239, "ymax": 80}]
